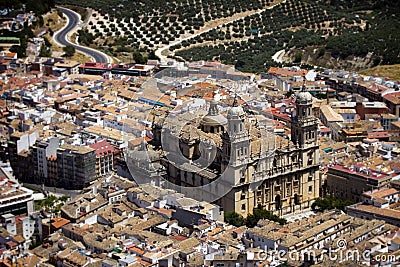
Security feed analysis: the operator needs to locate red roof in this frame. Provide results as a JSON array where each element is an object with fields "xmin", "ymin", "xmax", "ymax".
[
  {"xmin": 329, "ymin": 164, "xmax": 389, "ymax": 181},
  {"xmin": 80, "ymin": 62, "xmax": 112, "ymax": 70},
  {"xmin": 320, "ymin": 127, "xmax": 331, "ymax": 133},
  {"xmin": 169, "ymin": 235, "xmax": 187, "ymax": 241},
  {"xmin": 233, "ymin": 228, "xmax": 243, "ymax": 234},
  {"xmin": 5, "ymin": 53, "xmax": 16, "ymax": 58},
  {"xmin": 367, "ymin": 84, "xmax": 388, "ymax": 95},
  {"xmin": 89, "ymin": 140, "xmax": 117, "ymax": 156},
  {"xmin": 268, "ymin": 67, "xmax": 308, "ymax": 77},
  {"xmin": 129, "ymin": 246, "xmax": 145, "ymax": 255},
  {"xmin": 368, "ymin": 132, "xmax": 389, "ymax": 139},
  {"xmin": 15, "ymin": 215, "xmax": 27, "ymax": 223},
  {"xmin": 383, "ymin": 92, "xmax": 400, "ymax": 105}
]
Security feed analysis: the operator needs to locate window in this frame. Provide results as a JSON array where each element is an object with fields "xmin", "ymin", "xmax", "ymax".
[
  {"xmin": 308, "ymin": 170, "xmax": 314, "ymax": 182},
  {"xmin": 241, "ymin": 190, "xmax": 246, "ymax": 200},
  {"xmin": 241, "ymin": 204, "xmax": 246, "ymax": 211},
  {"xmin": 308, "ymin": 186, "xmax": 313, "ymax": 193},
  {"xmin": 308, "ymin": 152, "xmax": 313, "ymax": 164}
]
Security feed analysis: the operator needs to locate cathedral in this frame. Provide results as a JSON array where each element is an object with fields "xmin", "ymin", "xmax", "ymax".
[{"xmin": 149, "ymin": 89, "xmax": 320, "ymax": 216}]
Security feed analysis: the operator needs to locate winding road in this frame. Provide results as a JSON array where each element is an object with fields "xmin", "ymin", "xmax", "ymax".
[{"xmin": 54, "ymin": 6, "xmax": 111, "ymax": 63}]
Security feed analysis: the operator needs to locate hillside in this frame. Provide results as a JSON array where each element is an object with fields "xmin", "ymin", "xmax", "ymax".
[
  {"xmin": 55, "ymin": 0, "xmax": 277, "ymax": 60},
  {"xmin": 359, "ymin": 64, "xmax": 400, "ymax": 81},
  {"xmin": 173, "ymin": 0, "xmax": 400, "ymax": 73},
  {"xmin": 54, "ymin": 0, "xmax": 400, "ymax": 73}
]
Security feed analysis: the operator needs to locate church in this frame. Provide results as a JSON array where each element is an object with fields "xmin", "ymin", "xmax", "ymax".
[{"xmin": 149, "ymin": 89, "xmax": 320, "ymax": 216}]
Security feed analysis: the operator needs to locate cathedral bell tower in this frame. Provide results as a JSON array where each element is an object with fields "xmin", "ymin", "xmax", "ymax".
[
  {"xmin": 219, "ymin": 95, "xmax": 252, "ymax": 215},
  {"xmin": 291, "ymin": 82, "xmax": 320, "ymax": 210},
  {"xmin": 291, "ymin": 84, "xmax": 318, "ymax": 148},
  {"xmin": 223, "ymin": 96, "xmax": 250, "ymax": 167}
]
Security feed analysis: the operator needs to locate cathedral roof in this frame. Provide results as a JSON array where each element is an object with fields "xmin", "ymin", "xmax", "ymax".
[
  {"xmin": 201, "ymin": 115, "xmax": 227, "ymax": 126},
  {"xmin": 201, "ymin": 100, "xmax": 227, "ymax": 126}
]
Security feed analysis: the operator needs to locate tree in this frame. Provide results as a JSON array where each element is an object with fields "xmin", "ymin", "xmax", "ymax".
[
  {"xmin": 58, "ymin": 195, "xmax": 69, "ymax": 202},
  {"xmin": 63, "ymin": 45, "xmax": 75, "ymax": 57},
  {"xmin": 318, "ymin": 47, "xmax": 325, "ymax": 57},
  {"xmin": 311, "ymin": 195, "xmax": 353, "ymax": 212},
  {"xmin": 224, "ymin": 208, "xmax": 286, "ymax": 228},
  {"xmin": 147, "ymin": 50, "xmax": 159, "ymax": 60},
  {"xmin": 224, "ymin": 211, "xmax": 245, "ymax": 227},
  {"xmin": 246, "ymin": 208, "xmax": 287, "ymax": 227},
  {"xmin": 132, "ymin": 51, "xmax": 147, "ymax": 64},
  {"xmin": 294, "ymin": 52, "xmax": 302, "ymax": 63},
  {"xmin": 39, "ymin": 45, "xmax": 51, "ymax": 57}
]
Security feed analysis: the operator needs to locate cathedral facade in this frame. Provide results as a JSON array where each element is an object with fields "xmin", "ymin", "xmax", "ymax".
[{"xmin": 151, "ymin": 91, "xmax": 320, "ymax": 216}]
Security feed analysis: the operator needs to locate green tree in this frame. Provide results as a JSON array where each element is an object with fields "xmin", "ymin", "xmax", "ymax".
[
  {"xmin": 132, "ymin": 51, "xmax": 147, "ymax": 64},
  {"xmin": 10, "ymin": 45, "xmax": 26, "ymax": 57},
  {"xmin": 58, "ymin": 195, "xmax": 69, "ymax": 202},
  {"xmin": 147, "ymin": 50, "xmax": 159, "ymax": 60},
  {"xmin": 63, "ymin": 45, "xmax": 75, "ymax": 57},
  {"xmin": 39, "ymin": 45, "xmax": 51, "ymax": 57},
  {"xmin": 318, "ymin": 47, "xmax": 325, "ymax": 57},
  {"xmin": 224, "ymin": 211, "xmax": 246, "ymax": 227},
  {"xmin": 294, "ymin": 52, "xmax": 302, "ymax": 63},
  {"xmin": 311, "ymin": 195, "xmax": 353, "ymax": 212},
  {"xmin": 246, "ymin": 208, "xmax": 287, "ymax": 227}
]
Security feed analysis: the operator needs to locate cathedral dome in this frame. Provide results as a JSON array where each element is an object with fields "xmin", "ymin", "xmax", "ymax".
[
  {"xmin": 201, "ymin": 114, "xmax": 227, "ymax": 126},
  {"xmin": 296, "ymin": 91, "xmax": 312, "ymax": 103},
  {"xmin": 201, "ymin": 100, "xmax": 227, "ymax": 126}
]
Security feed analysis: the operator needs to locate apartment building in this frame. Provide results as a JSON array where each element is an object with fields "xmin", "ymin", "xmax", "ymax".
[
  {"xmin": 32, "ymin": 138, "xmax": 96, "ymax": 190},
  {"xmin": 89, "ymin": 140, "xmax": 120, "ymax": 177},
  {"xmin": 326, "ymin": 164, "xmax": 395, "ymax": 202},
  {"xmin": 0, "ymin": 168, "xmax": 34, "ymax": 216}
]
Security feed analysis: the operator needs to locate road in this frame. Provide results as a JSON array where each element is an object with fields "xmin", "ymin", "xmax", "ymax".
[
  {"xmin": 54, "ymin": 6, "xmax": 111, "ymax": 63},
  {"xmin": 272, "ymin": 49, "xmax": 286, "ymax": 63}
]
